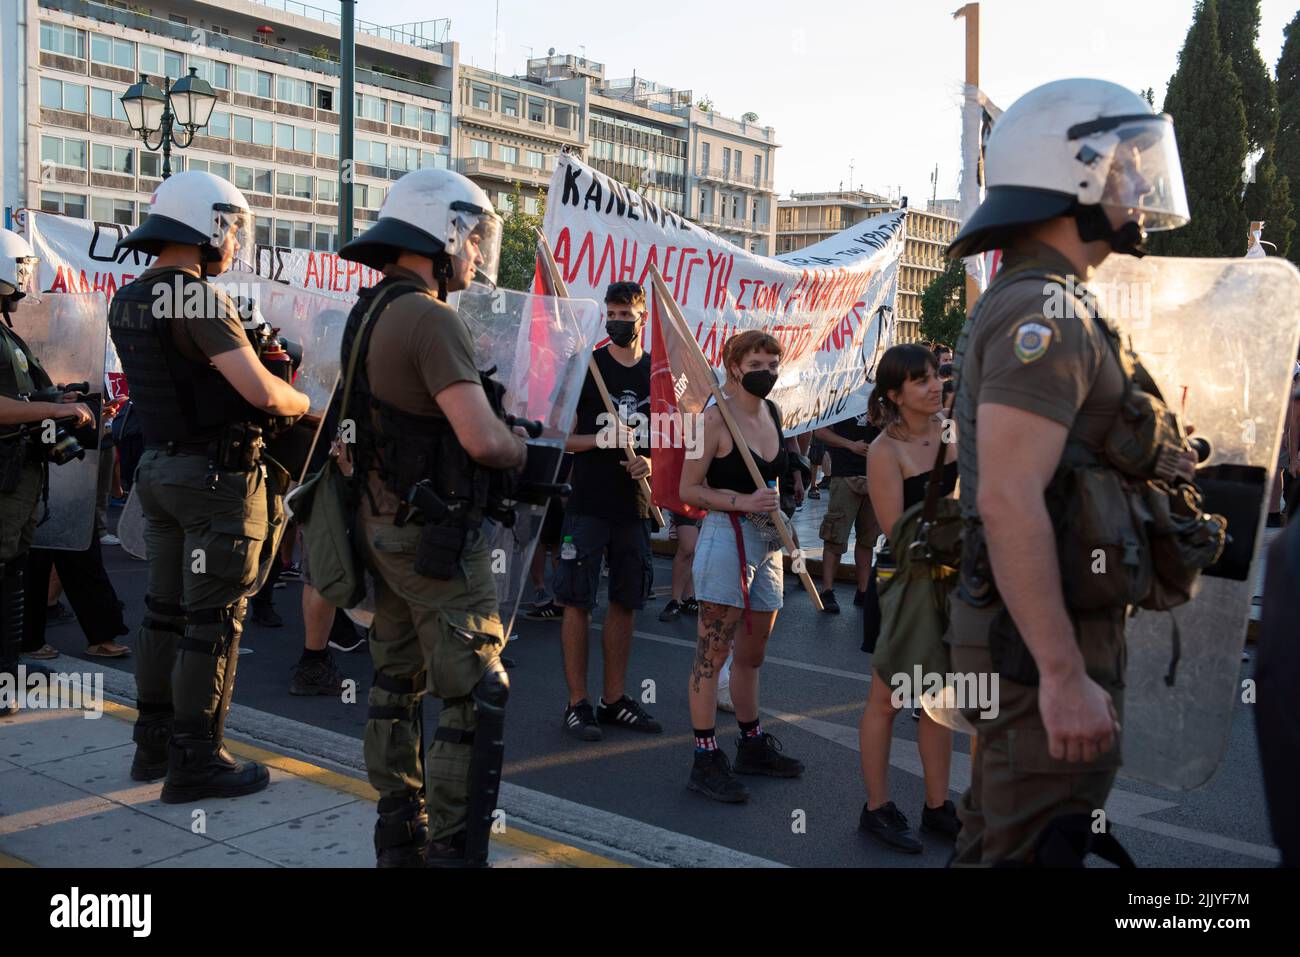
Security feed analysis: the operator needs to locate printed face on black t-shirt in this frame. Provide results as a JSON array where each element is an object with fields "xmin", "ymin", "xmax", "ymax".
[{"xmin": 567, "ymin": 347, "xmax": 652, "ymax": 521}]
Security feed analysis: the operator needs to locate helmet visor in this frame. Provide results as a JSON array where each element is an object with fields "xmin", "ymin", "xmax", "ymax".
[
  {"xmin": 447, "ymin": 202, "xmax": 502, "ymax": 287},
  {"xmin": 211, "ymin": 204, "xmax": 255, "ymax": 274},
  {"xmin": 13, "ymin": 256, "xmax": 38, "ymax": 296},
  {"xmin": 1075, "ymin": 115, "xmax": 1190, "ymax": 231}
]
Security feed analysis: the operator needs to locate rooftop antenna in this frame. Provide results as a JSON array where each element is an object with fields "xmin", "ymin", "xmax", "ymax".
[
  {"xmin": 848, "ymin": 158, "xmax": 854, "ymax": 192},
  {"xmin": 930, "ymin": 164, "xmax": 938, "ymax": 203},
  {"xmin": 493, "ymin": 0, "xmax": 499, "ymax": 74}
]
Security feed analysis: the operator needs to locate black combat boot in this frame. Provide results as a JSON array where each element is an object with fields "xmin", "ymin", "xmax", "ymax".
[
  {"xmin": 734, "ymin": 732, "xmax": 805, "ymax": 778},
  {"xmin": 160, "ymin": 732, "xmax": 270, "ymax": 804},
  {"xmin": 375, "ymin": 793, "xmax": 430, "ymax": 868},
  {"xmin": 130, "ymin": 703, "xmax": 173, "ymax": 781},
  {"xmin": 425, "ymin": 829, "xmax": 487, "ymax": 868},
  {"xmin": 1, "ymin": 561, "xmax": 25, "ymax": 718}
]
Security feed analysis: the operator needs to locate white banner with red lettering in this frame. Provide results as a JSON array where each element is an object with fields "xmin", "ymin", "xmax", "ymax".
[{"xmin": 539, "ymin": 153, "xmax": 904, "ymax": 437}]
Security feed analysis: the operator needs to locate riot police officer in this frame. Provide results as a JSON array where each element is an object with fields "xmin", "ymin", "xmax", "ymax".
[
  {"xmin": 335, "ymin": 168, "xmax": 525, "ymax": 867},
  {"xmin": 945, "ymin": 79, "xmax": 1195, "ymax": 865},
  {"xmin": 109, "ymin": 172, "xmax": 309, "ymax": 801},
  {"xmin": 0, "ymin": 228, "xmax": 94, "ymax": 716}
]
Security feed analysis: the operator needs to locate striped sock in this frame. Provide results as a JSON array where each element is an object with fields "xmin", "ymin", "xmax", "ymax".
[
  {"xmin": 738, "ymin": 717, "xmax": 763, "ymax": 739},
  {"xmin": 693, "ymin": 728, "xmax": 718, "ymax": 752}
]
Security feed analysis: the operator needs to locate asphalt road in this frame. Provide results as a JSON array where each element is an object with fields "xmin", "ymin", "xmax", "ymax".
[{"xmin": 46, "ymin": 511, "xmax": 1281, "ymax": 868}]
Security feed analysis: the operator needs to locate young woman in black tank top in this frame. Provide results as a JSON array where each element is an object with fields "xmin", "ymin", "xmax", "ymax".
[
  {"xmin": 857, "ymin": 344, "xmax": 961, "ymax": 852},
  {"xmin": 678, "ymin": 331, "xmax": 805, "ymax": 804}
]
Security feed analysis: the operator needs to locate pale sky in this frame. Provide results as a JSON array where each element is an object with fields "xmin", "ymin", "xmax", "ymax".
[{"xmin": 359, "ymin": 0, "xmax": 1295, "ymax": 204}]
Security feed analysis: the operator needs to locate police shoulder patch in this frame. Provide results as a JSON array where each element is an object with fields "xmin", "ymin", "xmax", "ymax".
[
  {"xmin": 1012, "ymin": 322, "xmax": 1053, "ymax": 364},
  {"xmin": 14, "ymin": 350, "xmax": 28, "ymax": 373}
]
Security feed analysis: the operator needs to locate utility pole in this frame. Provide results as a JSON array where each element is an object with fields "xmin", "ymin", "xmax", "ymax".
[
  {"xmin": 339, "ymin": 0, "xmax": 355, "ymax": 249},
  {"xmin": 953, "ymin": 2, "xmax": 981, "ymax": 309}
]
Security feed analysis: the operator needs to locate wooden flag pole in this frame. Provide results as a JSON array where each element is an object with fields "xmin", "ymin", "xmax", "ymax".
[
  {"xmin": 646, "ymin": 264, "xmax": 823, "ymax": 611},
  {"xmin": 534, "ymin": 229, "xmax": 664, "ymax": 527}
]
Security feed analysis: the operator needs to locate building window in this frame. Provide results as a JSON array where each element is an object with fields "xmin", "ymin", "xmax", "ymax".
[
  {"xmin": 91, "ymin": 197, "xmax": 135, "ymax": 226},
  {"xmin": 499, "ymin": 145, "xmax": 519, "ymax": 165},
  {"xmin": 139, "ymin": 45, "xmax": 183, "ymax": 81},
  {"xmin": 91, "ymin": 144, "xmax": 134, "ymax": 174},
  {"xmin": 420, "ymin": 150, "xmax": 448, "ymax": 170},
  {"xmin": 40, "ymin": 78, "xmax": 87, "ymax": 113},
  {"xmin": 89, "ymin": 34, "xmax": 133, "ymax": 68},
  {"xmin": 497, "ymin": 192, "xmax": 515, "ymax": 214},
  {"xmin": 317, "ymin": 87, "xmax": 335, "ymax": 111},
  {"xmin": 527, "ymin": 98, "xmax": 546, "ymax": 123},
  {"xmin": 138, "ymin": 151, "xmax": 182, "ymax": 178},
  {"xmin": 316, "ymin": 131, "xmax": 337, "ymax": 158},
  {"xmin": 701, "ymin": 142, "xmax": 710, "ymax": 171},
  {"xmin": 253, "ymin": 119, "xmax": 273, "ymax": 146},
  {"xmin": 722, "ymin": 147, "xmax": 730, "ymax": 176},
  {"xmin": 421, "ymin": 107, "xmax": 450, "ymax": 136},
  {"xmin": 233, "ymin": 115, "xmax": 252, "ymax": 142},
  {"xmin": 276, "ymin": 123, "xmax": 294, "ymax": 150},
  {"xmin": 235, "ymin": 166, "xmax": 272, "ymax": 194},
  {"xmin": 317, "ymin": 177, "xmax": 337, "ymax": 202},
  {"xmin": 40, "ymin": 190, "xmax": 87, "ymax": 218},
  {"xmin": 189, "ymin": 57, "xmax": 229, "ymax": 90},
  {"xmin": 90, "ymin": 87, "xmax": 128, "ymax": 121},
  {"xmin": 523, "ymin": 196, "xmax": 540, "ymax": 215},
  {"xmin": 295, "ymin": 127, "xmax": 313, "ymax": 153},
  {"xmin": 276, "ymin": 76, "xmax": 312, "ymax": 106},
  {"xmin": 40, "ymin": 22, "xmax": 86, "ymax": 59},
  {"xmin": 314, "ymin": 224, "xmax": 335, "ymax": 252},
  {"xmin": 500, "ymin": 93, "xmax": 518, "ymax": 117},
  {"xmin": 40, "ymin": 135, "xmax": 87, "ymax": 169},
  {"xmin": 754, "ymin": 155, "xmax": 762, "ymax": 184},
  {"xmin": 471, "ymin": 140, "xmax": 490, "ymax": 159},
  {"xmin": 368, "ymin": 141, "xmax": 387, "ymax": 168},
  {"xmin": 235, "ymin": 66, "xmax": 272, "ymax": 97},
  {"xmin": 254, "ymin": 216, "xmax": 271, "ymax": 245},
  {"xmin": 390, "ymin": 102, "xmax": 419, "ymax": 128},
  {"xmin": 472, "ymin": 85, "xmax": 491, "ymax": 110},
  {"xmin": 525, "ymin": 150, "xmax": 544, "ymax": 169},
  {"xmin": 554, "ymin": 104, "xmax": 571, "ymax": 129},
  {"xmin": 734, "ymin": 150, "xmax": 743, "ymax": 178},
  {"xmin": 356, "ymin": 94, "xmax": 385, "ymax": 122},
  {"xmin": 206, "ymin": 110, "xmax": 230, "ymax": 139}
]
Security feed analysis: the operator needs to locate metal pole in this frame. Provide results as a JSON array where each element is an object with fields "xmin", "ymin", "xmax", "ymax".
[
  {"xmin": 160, "ymin": 78, "xmax": 174, "ymax": 180},
  {"xmin": 338, "ymin": 0, "xmax": 355, "ymax": 249},
  {"xmin": 954, "ymin": 2, "xmax": 981, "ymax": 310}
]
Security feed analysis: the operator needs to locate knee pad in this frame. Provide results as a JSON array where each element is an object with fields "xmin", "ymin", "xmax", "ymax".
[{"xmin": 142, "ymin": 594, "xmax": 187, "ymax": 637}]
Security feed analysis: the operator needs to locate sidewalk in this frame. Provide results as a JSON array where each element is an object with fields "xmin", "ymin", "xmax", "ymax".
[{"xmin": 0, "ymin": 701, "xmax": 625, "ymax": 869}]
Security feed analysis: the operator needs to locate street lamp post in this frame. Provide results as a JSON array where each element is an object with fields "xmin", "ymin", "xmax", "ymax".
[{"xmin": 121, "ymin": 68, "xmax": 218, "ymax": 180}]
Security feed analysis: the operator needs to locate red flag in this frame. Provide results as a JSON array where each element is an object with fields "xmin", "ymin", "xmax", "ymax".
[
  {"xmin": 523, "ymin": 252, "xmax": 561, "ymax": 422},
  {"xmin": 649, "ymin": 287, "xmax": 711, "ymax": 519}
]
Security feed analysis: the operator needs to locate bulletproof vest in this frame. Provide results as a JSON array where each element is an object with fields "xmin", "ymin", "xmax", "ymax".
[
  {"xmin": 108, "ymin": 269, "xmax": 260, "ymax": 445},
  {"xmin": 342, "ymin": 276, "xmax": 491, "ymax": 525},
  {"xmin": 0, "ymin": 321, "xmax": 52, "ymax": 398}
]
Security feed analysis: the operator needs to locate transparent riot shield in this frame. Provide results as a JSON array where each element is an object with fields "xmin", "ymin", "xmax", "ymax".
[
  {"xmin": 7, "ymin": 294, "xmax": 108, "ymax": 551},
  {"xmin": 1092, "ymin": 255, "xmax": 1300, "ymax": 790},
  {"xmin": 117, "ymin": 484, "xmax": 146, "ymax": 560},
  {"xmin": 454, "ymin": 284, "xmax": 603, "ymax": 637},
  {"xmin": 215, "ymin": 279, "xmax": 349, "ymax": 484}
]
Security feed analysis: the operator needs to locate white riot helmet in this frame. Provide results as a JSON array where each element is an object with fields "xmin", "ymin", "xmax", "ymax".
[
  {"xmin": 0, "ymin": 227, "xmax": 38, "ymax": 301},
  {"xmin": 948, "ymin": 78, "xmax": 1190, "ymax": 259},
  {"xmin": 339, "ymin": 168, "xmax": 502, "ymax": 294},
  {"xmin": 116, "ymin": 170, "xmax": 253, "ymax": 270}
]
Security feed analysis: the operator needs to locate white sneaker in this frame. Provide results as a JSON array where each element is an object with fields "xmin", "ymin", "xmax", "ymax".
[
  {"xmin": 717, "ymin": 656, "xmax": 735, "ymax": 713},
  {"xmin": 100, "ymin": 533, "xmax": 121, "ymax": 546}
]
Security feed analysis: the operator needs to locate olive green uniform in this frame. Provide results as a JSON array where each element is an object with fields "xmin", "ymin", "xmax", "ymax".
[
  {"xmin": 356, "ymin": 268, "xmax": 507, "ymax": 841},
  {"xmin": 949, "ymin": 243, "xmax": 1127, "ymax": 866}
]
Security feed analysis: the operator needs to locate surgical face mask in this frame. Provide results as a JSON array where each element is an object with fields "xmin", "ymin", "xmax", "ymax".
[
  {"xmin": 1252, "ymin": 229, "xmax": 1262, "ymax": 241},
  {"xmin": 741, "ymin": 369, "xmax": 778, "ymax": 398},
  {"xmin": 606, "ymin": 320, "xmax": 639, "ymax": 348}
]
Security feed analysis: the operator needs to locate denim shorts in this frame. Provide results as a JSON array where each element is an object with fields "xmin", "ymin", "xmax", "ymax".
[{"xmin": 691, "ymin": 511, "xmax": 784, "ymax": 612}]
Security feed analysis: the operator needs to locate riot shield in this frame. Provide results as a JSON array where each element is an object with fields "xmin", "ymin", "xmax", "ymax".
[
  {"xmin": 1091, "ymin": 255, "xmax": 1300, "ymax": 790},
  {"xmin": 7, "ymin": 294, "xmax": 108, "ymax": 550},
  {"xmin": 214, "ymin": 279, "xmax": 348, "ymax": 484},
  {"xmin": 117, "ymin": 485, "xmax": 146, "ymax": 560},
  {"xmin": 453, "ymin": 284, "xmax": 603, "ymax": 637}
]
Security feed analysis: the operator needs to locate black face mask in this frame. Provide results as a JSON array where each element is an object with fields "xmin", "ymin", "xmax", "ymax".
[
  {"xmin": 606, "ymin": 320, "xmax": 639, "ymax": 348},
  {"xmin": 741, "ymin": 370, "xmax": 778, "ymax": 398}
]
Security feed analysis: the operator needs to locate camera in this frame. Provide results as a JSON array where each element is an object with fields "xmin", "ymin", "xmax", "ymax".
[{"xmin": 20, "ymin": 381, "xmax": 92, "ymax": 466}]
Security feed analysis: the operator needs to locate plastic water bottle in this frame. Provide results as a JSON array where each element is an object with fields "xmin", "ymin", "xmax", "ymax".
[{"xmin": 560, "ymin": 535, "xmax": 576, "ymax": 561}]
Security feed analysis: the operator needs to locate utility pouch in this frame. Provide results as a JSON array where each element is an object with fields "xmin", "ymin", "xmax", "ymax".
[
  {"xmin": 216, "ymin": 422, "xmax": 263, "ymax": 472},
  {"xmin": 414, "ymin": 521, "xmax": 468, "ymax": 580},
  {"xmin": 1052, "ymin": 464, "xmax": 1152, "ymax": 611},
  {"xmin": 0, "ymin": 438, "xmax": 29, "ymax": 493}
]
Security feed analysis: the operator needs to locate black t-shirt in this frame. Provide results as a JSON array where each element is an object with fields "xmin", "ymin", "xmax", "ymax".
[
  {"xmin": 826, "ymin": 412, "xmax": 880, "ymax": 476},
  {"xmin": 567, "ymin": 346, "xmax": 651, "ymax": 521}
]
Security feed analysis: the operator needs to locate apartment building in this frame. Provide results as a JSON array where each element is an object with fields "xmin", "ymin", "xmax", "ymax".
[
  {"xmin": 526, "ymin": 55, "xmax": 776, "ymax": 255},
  {"xmin": 455, "ymin": 63, "xmax": 585, "ymax": 216},
  {"xmin": 776, "ymin": 191, "xmax": 959, "ymax": 342},
  {"xmin": 5, "ymin": 0, "xmax": 456, "ymax": 251}
]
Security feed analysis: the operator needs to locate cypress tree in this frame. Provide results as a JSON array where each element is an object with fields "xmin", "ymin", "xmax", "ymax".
[
  {"xmin": 1151, "ymin": 0, "xmax": 1250, "ymax": 257},
  {"xmin": 1277, "ymin": 11, "xmax": 1300, "ymax": 264}
]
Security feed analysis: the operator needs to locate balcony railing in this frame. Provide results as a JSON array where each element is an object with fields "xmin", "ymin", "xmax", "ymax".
[
  {"xmin": 40, "ymin": 0, "xmax": 451, "ymax": 103},
  {"xmin": 458, "ymin": 156, "xmax": 550, "ymax": 183},
  {"xmin": 461, "ymin": 106, "xmax": 581, "ymax": 142},
  {"xmin": 695, "ymin": 165, "xmax": 774, "ymax": 192},
  {"xmin": 252, "ymin": 1, "xmax": 450, "ymax": 51}
]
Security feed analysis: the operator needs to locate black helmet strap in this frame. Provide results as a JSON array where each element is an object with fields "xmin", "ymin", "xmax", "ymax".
[{"xmin": 1074, "ymin": 204, "xmax": 1148, "ymax": 258}]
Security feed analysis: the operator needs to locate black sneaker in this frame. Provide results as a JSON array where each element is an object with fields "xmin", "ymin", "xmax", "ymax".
[
  {"xmin": 688, "ymin": 749, "xmax": 749, "ymax": 803},
  {"xmin": 281, "ymin": 562, "xmax": 303, "ymax": 581},
  {"xmin": 328, "ymin": 611, "xmax": 366, "ymax": 652},
  {"xmin": 734, "ymin": 732, "xmax": 804, "ymax": 778},
  {"xmin": 251, "ymin": 604, "xmax": 283, "ymax": 628},
  {"xmin": 658, "ymin": 599, "xmax": 681, "ymax": 622},
  {"xmin": 853, "ymin": 589, "xmax": 866, "ymax": 607},
  {"xmin": 289, "ymin": 654, "xmax": 344, "ymax": 696},
  {"xmin": 524, "ymin": 600, "xmax": 563, "ymax": 621},
  {"xmin": 820, "ymin": 589, "xmax": 840, "ymax": 614},
  {"xmin": 597, "ymin": 695, "xmax": 662, "ymax": 733},
  {"xmin": 859, "ymin": 801, "xmax": 923, "ymax": 854},
  {"xmin": 681, "ymin": 598, "xmax": 700, "ymax": 616},
  {"xmin": 818, "ymin": 476, "xmax": 832, "ymax": 490},
  {"xmin": 563, "ymin": 700, "xmax": 603, "ymax": 741},
  {"xmin": 921, "ymin": 799, "xmax": 961, "ymax": 841}
]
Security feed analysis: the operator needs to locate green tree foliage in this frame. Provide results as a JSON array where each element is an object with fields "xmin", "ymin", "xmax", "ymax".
[
  {"xmin": 495, "ymin": 184, "xmax": 546, "ymax": 292},
  {"xmin": 1277, "ymin": 11, "xmax": 1300, "ymax": 264},
  {"xmin": 919, "ymin": 258, "xmax": 967, "ymax": 348},
  {"xmin": 1218, "ymin": 0, "xmax": 1279, "ymax": 150},
  {"xmin": 1151, "ymin": 0, "xmax": 1250, "ymax": 256}
]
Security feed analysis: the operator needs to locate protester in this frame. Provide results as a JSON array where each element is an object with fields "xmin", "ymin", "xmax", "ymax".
[
  {"xmin": 554, "ymin": 281, "xmax": 662, "ymax": 740},
  {"xmin": 524, "ymin": 454, "xmax": 571, "ymax": 621},
  {"xmin": 660, "ymin": 510, "xmax": 700, "ymax": 622},
  {"xmin": 814, "ymin": 412, "xmax": 881, "ymax": 613},
  {"xmin": 679, "ymin": 330, "xmax": 805, "ymax": 803},
  {"xmin": 857, "ymin": 344, "xmax": 959, "ymax": 852}
]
